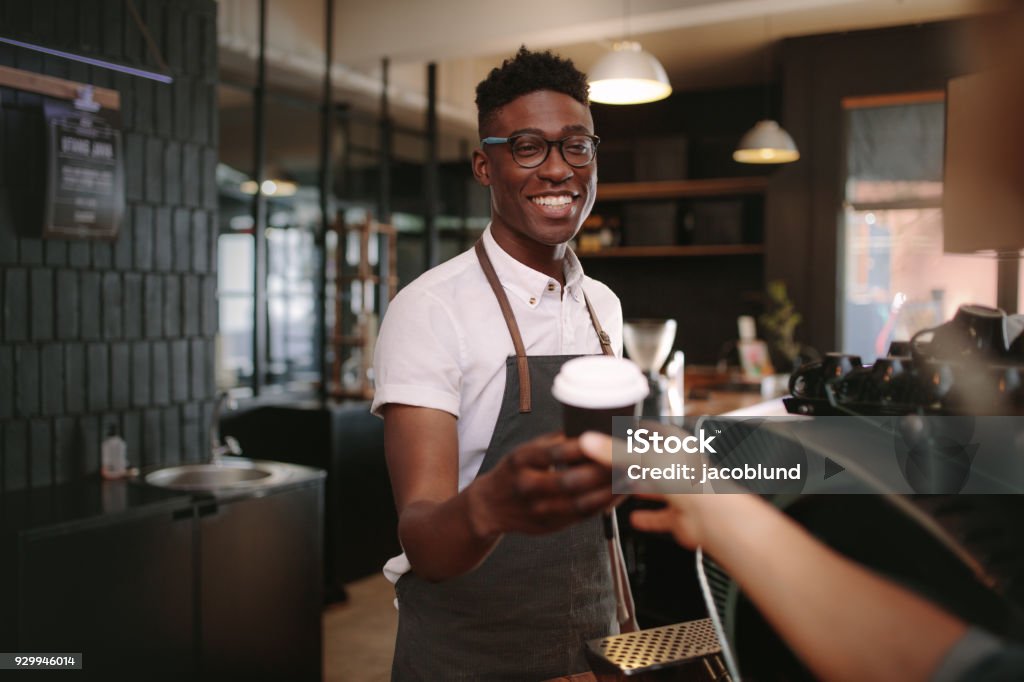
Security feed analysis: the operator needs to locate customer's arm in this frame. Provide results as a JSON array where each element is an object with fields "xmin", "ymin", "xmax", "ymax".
[
  {"xmin": 580, "ymin": 432, "xmax": 967, "ymax": 682},
  {"xmin": 383, "ymin": 406, "xmax": 615, "ymax": 582},
  {"xmin": 681, "ymin": 493, "xmax": 964, "ymax": 682}
]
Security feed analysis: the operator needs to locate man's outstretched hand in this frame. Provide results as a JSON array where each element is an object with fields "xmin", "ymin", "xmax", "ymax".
[{"xmin": 469, "ymin": 433, "xmax": 615, "ymax": 538}]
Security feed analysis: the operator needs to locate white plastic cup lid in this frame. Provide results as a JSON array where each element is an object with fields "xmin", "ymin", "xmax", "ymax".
[{"xmin": 551, "ymin": 356, "xmax": 650, "ymax": 409}]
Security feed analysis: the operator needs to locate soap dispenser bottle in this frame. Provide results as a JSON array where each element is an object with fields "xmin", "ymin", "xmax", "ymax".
[{"xmin": 101, "ymin": 426, "xmax": 128, "ymax": 480}]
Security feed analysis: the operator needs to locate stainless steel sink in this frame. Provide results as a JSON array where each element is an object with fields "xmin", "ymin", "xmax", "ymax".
[{"xmin": 143, "ymin": 457, "xmax": 291, "ymax": 492}]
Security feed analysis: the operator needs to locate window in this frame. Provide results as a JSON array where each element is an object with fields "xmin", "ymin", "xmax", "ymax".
[
  {"xmin": 266, "ymin": 204, "xmax": 318, "ymax": 387},
  {"xmin": 216, "ymin": 80, "xmax": 324, "ymax": 394},
  {"xmin": 840, "ymin": 92, "xmax": 1006, "ymax": 362},
  {"xmin": 214, "ymin": 54, "xmax": 489, "ymax": 397},
  {"xmin": 217, "ymin": 232, "xmax": 255, "ymax": 387},
  {"xmin": 216, "ymin": 83, "xmax": 256, "ymax": 390}
]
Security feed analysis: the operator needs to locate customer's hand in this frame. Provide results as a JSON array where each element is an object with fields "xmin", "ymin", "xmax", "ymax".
[
  {"xmin": 579, "ymin": 431, "xmax": 766, "ymax": 550},
  {"xmin": 469, "ymin": 433, "xmax": 614, "ymax": 537}
]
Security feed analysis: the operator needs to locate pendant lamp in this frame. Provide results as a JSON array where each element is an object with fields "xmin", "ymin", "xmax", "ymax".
[
  {"xmin": 589, "ymin": 40, "xmax": 672, "ymax": 105},
  {"xmin": 733, "ymin": 120, "xmax": 800, "ymax": 164},
  {"xmin": 588, "ymin": 0, "xmax": 671, "ymax": 105},
  {"xmin": 734, "ymin": 16, "xmax": 799, "ymax": 164}
]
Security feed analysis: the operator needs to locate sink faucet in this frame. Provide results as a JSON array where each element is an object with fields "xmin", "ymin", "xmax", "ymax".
[{"xmin": 210, "ymin": 392, "xmax": 243, "ymax": 464}]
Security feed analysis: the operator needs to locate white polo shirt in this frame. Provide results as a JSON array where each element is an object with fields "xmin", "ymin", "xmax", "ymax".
[{"xmin": 371, "ymin": 226, "xmax": 623, "ymax": 582}]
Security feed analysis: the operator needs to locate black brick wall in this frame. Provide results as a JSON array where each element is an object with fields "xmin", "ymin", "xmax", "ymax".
[{"xmin": 0, "ymin": 0, "xmax": 219, "ymax": 492}]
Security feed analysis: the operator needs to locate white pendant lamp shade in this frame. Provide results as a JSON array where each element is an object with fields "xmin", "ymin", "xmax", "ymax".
[
  {"xmin": 733, "ymin": 119, "xmax": 800, "ymax": 164},
  {"xmin": 588, "ymin": 41, "xmax": 672, "ymax": 105}
]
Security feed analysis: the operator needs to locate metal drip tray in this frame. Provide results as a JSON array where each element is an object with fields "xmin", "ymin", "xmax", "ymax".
[{"xmin": 586, "ymin": 619, "xmax": 724, "ymax": 677}]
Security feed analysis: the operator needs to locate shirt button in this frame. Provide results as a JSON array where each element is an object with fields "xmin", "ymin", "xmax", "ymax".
[
  {"xmin": 547, "ymin": 283, "xmax": 556, "ymax": 292},
  {"xmin": 529, "ymin": 297, "xmax": 537, "ymax": 305}
]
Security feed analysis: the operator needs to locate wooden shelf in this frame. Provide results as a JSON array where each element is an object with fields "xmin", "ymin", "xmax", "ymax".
[
  {"xmin": 578, "ymin": 244, "xmax": 764, "ymax": 258},
  {"xmin": 596, "ymin": 176, "xmax": 768, "ymax": 201},
  {"xmin": 0, "ymin": 65, "xmax": 121, "ymax": 110}
]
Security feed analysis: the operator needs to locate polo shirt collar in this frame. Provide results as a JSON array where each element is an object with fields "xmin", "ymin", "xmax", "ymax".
[{"xmin": 481, "ymin": 225, "xmax": 585, "ymax": 307}]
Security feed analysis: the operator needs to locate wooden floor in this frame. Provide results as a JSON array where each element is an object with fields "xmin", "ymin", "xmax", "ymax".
[{"xmin": 323, "ymin": 574, "xmax": 398, "ymax": 681}]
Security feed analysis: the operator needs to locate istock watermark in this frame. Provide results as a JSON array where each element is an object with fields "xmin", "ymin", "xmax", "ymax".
[
  {"xmin": 623, "ymin": 460, "xmax": 802, "ymax": 485},
  {"xmin": 625, "ymin": 428, "xmax": 717, "ymax": 454},
  {"xmin": 610, "ymin": 415, "xmax": 1024, "ymax": 495}
]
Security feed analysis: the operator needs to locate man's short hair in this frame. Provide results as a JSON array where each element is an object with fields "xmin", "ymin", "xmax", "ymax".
[{"xmin": 475, "ymin": 46, "xmax": 589, "ymax": 134}]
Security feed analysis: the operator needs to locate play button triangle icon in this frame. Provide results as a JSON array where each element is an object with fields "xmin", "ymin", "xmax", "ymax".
[{"xmin": 824, "ymin": 457, "xmax": 845, "ymax": 480}]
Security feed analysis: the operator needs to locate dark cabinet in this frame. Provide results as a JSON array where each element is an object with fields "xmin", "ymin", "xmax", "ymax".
[
  {"xmin": 2, "ymin": 476, "xmax": 323, "ymax": 681},
  {"xmin": 18, "ymin": 509, "xmax": 195, "ymax": 680},
  {"xmin": 199, "ymin": 490, "xmax": 322, "ymax": 681}
]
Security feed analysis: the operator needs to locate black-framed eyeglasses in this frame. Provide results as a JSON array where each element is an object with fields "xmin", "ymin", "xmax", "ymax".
[{"xmin": 480, "ymin": 133, "xmax": 600, "ymax": 169}]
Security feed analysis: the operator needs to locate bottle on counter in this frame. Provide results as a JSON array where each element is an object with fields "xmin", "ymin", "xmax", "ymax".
[
  {"xmin": 101, "ymin": 426, "xmax": 128, "ymax": 480},
  {"xmin": 665, "ymin": 350, "xmax": 686, "ymax": 415}
]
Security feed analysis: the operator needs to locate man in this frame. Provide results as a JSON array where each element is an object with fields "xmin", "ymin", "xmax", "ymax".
[{"xmin": 372, "ymin": 48, "xmax": 624, "ymax": 680}]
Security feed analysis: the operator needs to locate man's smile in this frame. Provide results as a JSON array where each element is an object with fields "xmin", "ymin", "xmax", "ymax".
[
  {"xmin": 528, "ymin": 191, "xmax": 579, "ymax": 217},
  {"xmin": 530, "ymin": 194, "xmax": 573, "ymax": 206}
]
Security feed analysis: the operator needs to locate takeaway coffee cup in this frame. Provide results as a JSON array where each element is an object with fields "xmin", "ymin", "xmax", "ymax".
[{"xmin": 552, "ymin": 356, "xmax": 650, "ymax": 437}]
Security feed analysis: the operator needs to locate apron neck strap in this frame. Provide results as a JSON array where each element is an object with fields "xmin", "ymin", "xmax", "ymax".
[
  {"xmin": 583, "ymin": 289, "xmax": 615, "ymax": 357},
  {"xmin": 475, "ymin": 240, "xmax": 532, "ymax": 413},
  {"xmin": 474, "ymin": 239, "xmax": 615, "ymax": 413}
]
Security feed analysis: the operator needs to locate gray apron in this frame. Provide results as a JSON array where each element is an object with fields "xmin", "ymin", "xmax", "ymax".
[{"xmin": 391, "ymin": 241, "xmax": 619, "ymax": 681}]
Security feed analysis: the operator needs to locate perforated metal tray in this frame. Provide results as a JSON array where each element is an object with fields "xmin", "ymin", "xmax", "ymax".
[{"xmin": 585, "ymin": 618, "xmax": 723, "ymax": 676}]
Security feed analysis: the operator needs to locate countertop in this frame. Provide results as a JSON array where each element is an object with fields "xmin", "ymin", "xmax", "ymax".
[
  {"xmin": 0, "ymin": 477, "xmax": 191, "ymax": 536},
  {"xmin": 0, "ymin": 460, "xmax": 325, "ymax": 537},
  {"xmin": 682, "ymin": 366, "xmax": 788, "ymax": 417},
  {"xmin": 684, "ymin": 390, "xmax": 773, "ymax": 417}
]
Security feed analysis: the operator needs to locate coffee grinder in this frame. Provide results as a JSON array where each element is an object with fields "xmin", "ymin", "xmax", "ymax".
[{"xmin": 623, "ymin": 319, "xmax": 678, "ymax": 416}]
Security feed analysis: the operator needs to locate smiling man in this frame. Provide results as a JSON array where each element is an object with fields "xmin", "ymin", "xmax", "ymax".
[{"xmin": 372, "ymin": 47, "xmax": 625, "ymax": 680}]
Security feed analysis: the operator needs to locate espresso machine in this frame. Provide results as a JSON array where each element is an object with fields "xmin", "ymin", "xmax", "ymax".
[
  {"xmin": 623, "ymin": 319, "xmax": 678, "ymax": 416},
  {"xmin": 786, "ymin": 304, "xmax": 1024, "ymax": 417}
]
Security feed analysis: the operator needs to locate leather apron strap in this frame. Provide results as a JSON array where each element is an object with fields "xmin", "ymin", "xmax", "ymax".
[
  {"xmin": 582, "ymin": 289, "xmax": 616, "ymax": 358},
  {"xmin": 474, "ymin": 239, "xmax": 615, "ymax": 411},
  {"xmin": 475, "ymin": 240, "xmax": 532, "ymax": 413}
]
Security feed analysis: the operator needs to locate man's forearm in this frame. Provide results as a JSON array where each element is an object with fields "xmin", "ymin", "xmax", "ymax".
[{"xmin": 399, "ymin": 476, "xmax": 502, "ymax": 582}]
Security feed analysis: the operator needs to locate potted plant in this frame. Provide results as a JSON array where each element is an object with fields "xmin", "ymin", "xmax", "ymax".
[{"xmin": 759, "ymin": 280, "xmax": 819, "ymax": 373}]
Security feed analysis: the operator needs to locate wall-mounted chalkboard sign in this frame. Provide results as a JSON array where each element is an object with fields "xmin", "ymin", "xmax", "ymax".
[
  {"xmin": 43, "ymin": 97, "xmax": 125, "ymax": 240},
  {"xmin": 0, "ymin": 65, "xmax": 124, "ymax": 241}
]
